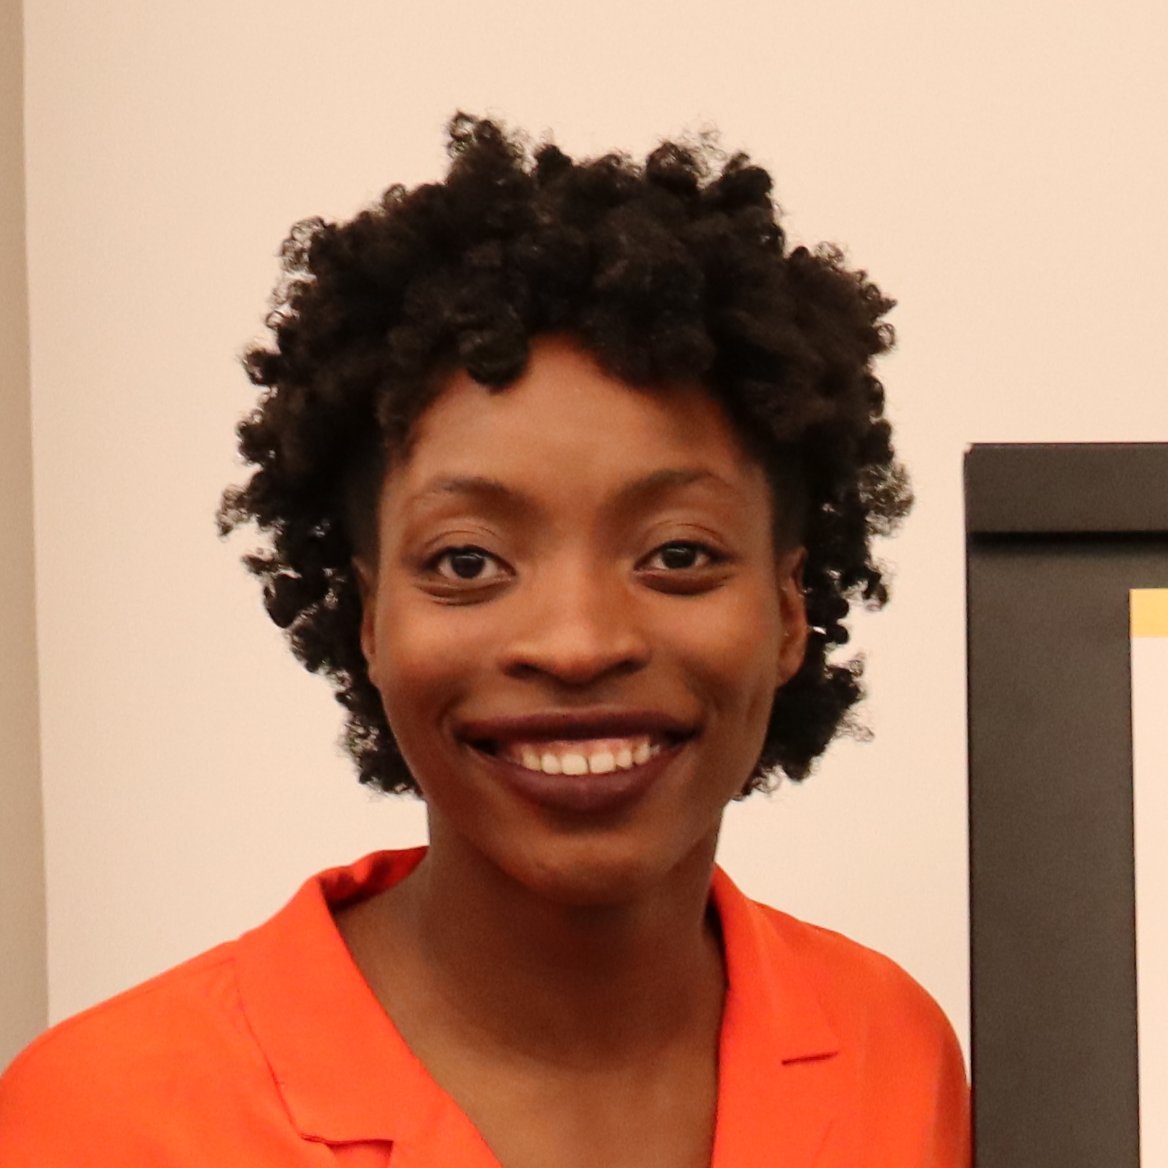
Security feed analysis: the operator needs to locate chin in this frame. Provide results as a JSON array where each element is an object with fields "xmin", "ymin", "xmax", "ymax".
[{"xmin": 503, "ymin": 832, "xmax": 712, "ymax": 909}]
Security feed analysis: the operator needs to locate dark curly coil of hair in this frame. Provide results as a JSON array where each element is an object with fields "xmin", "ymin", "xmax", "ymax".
[{"xmin": 218, "ymin": 113, "xmax": 912, "ymax": 797}]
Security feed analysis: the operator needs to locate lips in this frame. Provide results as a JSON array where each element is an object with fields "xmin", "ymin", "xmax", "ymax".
[{"xmin": 457, "ymin": 709, "xmax": 697, "ymax": 815}]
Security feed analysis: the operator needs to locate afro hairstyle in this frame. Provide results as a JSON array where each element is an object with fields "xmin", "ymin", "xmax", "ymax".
[{"xmin": 218, "ymin": 113, "xmax": 912, "ymax": 796}]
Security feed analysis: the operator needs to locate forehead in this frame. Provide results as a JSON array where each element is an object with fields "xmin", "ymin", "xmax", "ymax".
[{"xmin": 387, "ymin": 336, "xmax": 771, "ymax": 516}]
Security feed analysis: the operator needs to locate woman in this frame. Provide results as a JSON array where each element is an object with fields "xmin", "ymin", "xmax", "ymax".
[{"xmin": 0, "ymin": 115, "xmax": 968, "ymax": 1166}]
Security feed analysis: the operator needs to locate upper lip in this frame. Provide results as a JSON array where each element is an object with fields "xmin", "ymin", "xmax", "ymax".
[{"xmin": 457, "ymin": 708, "xmax": 699, "ymax": 747}]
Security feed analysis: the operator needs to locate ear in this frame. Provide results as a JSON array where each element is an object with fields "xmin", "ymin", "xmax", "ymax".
[
  {"xmin": 775, "ymin": 546, "xmax": 808, "ymax": 688},
  {"xmin": 353, "ymin": 556, "xmax": 381, "ymax": 690}
]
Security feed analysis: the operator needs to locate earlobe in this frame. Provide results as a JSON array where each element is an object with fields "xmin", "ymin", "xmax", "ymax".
[
  {"xmin": 353, "ymin": 558, "xmax": 381, "ymax": 689},
  {"xmin": 776, "ymin": 547, "xmax": 809, "ymax": 687}
]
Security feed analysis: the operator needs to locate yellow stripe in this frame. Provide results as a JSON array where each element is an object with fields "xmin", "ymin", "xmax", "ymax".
[{"xmin": 1131, "ymin": 589, "xmax": 1168, "ymax": 638}]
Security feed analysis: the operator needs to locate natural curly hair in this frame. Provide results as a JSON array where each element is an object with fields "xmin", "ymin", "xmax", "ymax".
[{"xmin": 218, "ymin": 113, "xmax": 911, "ymax": 797}]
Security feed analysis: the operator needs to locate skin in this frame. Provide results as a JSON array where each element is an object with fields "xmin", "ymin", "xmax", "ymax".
[{"xmin": 339, "ymin": 335, "xmax": 807, "ymax": 1168}]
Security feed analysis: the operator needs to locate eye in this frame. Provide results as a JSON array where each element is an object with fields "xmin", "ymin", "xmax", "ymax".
[
  {"xmin": 432, "ymin": 545, "xmax": 508, "ymax": 582},
  {"xmin": 643, "ymin": 541, "xmax": 717, "ymax": 571},
  {"xmin": 636, "ymin": 539, "xmax": 732, "ymax": 595}
]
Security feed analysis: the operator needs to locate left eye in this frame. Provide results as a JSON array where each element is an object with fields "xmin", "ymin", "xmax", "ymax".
[
  {"xmin": 433, "ymin": 546, "xmax": 507, "ymax": 582},
  {"xmin": 644, "ymin": 542, "xmax": 715, "ymax": 571}
]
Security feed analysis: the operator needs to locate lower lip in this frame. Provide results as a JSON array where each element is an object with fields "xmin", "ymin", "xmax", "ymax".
[{"xmin": 472, "ymin": 742, "xmax": 687, "ymax": 816}]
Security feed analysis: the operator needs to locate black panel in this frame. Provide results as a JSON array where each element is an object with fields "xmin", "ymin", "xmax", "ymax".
[
  {"xmin": 968, "ymin": 534, "xmax": 1168, "ymax": 1166},
  {"xmin": 967, "ymin": 440, "xmax": 1168, "ymax": 1166},
  {"xmin": 965, "ymin": 444, "xmax": 1168, "ymax": 535}
]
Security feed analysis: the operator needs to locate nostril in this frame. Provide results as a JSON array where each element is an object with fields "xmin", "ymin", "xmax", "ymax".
[
  {"xmin": 501, "ymin": 643, "xmax": 651, "ymax": 687},
  {"xmin": 498, "ymin": 604, "xmax": 650, "ymax": 686}
]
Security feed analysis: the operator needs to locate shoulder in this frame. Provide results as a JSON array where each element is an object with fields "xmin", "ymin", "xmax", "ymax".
[
  {"xmin": 0, "ymin": 941, "xmax": 275, "ymax": 1159},
  {"xmin": 761, "ymin": 902, "xmax": 956, "ymax": 1039},
  {"xmin": 752, "ymin": 899, "xmax": 968, "ymax": 1112},
  {"xmin": 751, "ymin": 903, "xmax": 970, "ymax": 1164},
  {"xmin": 2, "ymin": 941, "xmax": 249, "ymax": 1081}
]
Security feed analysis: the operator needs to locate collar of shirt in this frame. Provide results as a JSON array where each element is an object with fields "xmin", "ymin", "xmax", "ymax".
[{"xmin": 234, "ymin": 848, "xmax": 843, "ymax": 1167}]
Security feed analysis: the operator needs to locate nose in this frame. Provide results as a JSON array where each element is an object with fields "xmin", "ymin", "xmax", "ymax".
[{"xmin": 500, "ymin": 560, "xmax": 650, "ymax": 687}]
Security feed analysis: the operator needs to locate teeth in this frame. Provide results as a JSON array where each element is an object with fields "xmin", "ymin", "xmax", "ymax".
[{"xmin": 502, "ymin": 735, "xmax": 671, "ymax": 774}]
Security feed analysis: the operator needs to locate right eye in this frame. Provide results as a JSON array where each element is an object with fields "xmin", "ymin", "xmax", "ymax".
[{"xmin": 431, "ymin": 546, "xmax": 508, "ymax": 583}]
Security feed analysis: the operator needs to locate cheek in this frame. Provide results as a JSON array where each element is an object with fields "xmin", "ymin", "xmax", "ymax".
[
  {"xmin": 367, "ymin": 589, "xmax": 483, "ymax": 741},
  {"xmin": 665, "ymin": 589, "xmax": 784, "ymax": 720}
]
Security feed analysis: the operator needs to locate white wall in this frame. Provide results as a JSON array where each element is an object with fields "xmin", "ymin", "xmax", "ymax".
[
  {"xmin": 0, "ymin": 0, "xmax": 46, "ymax": 1072},
  {"xmin": 22, "ymin": 0, "xmax": 1168, "ymax": 1051}
]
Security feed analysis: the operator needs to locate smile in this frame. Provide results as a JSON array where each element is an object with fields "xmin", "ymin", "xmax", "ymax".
[
  {"xmin": 458, "ymin": 711, "xmax": 697, "ymax": 815},
  {"xmin": 498, "ymin": 736, "xmax": 665, "ymax": 775}
]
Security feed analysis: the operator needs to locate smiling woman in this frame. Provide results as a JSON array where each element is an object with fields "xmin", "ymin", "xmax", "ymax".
[
  {"xmin": 0, "ymin": 116, "xmax": 968, "ymax": 1167},
  {"xmin": 353, "ymin": 343, "xmax": 806, "ymax": 908}
]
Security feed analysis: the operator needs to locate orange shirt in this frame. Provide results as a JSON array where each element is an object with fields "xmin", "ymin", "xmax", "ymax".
[{"xmin": 0, "ymin": 848, "xmax": 970, "ymax": 1167}]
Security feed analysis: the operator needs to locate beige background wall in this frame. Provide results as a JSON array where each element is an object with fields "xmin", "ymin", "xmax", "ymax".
[
  {"xmin": 0, "ymin": 0, "xmax": 46, "ymax": 1071},
  {"xmin": 17, "ymin": 0, "xmax": 1168, "ymax": 1055}
]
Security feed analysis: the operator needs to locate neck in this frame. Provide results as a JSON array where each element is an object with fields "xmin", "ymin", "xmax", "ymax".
[{"xmin": 384, "ymin": 824, "xmax": 726, "ymax": 1065}]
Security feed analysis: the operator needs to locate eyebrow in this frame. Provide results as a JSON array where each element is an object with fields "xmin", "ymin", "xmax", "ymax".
[
  {"xmin": 409, "ymin": 476, "xmax": 521, "ymax": 506},
  {"xmin": 612, "ymin": 467, "xmax": 739, "ymax": 507},
  {"xmin": 406, "ymin": 468, "xmax": 739, "ymax": 512}
]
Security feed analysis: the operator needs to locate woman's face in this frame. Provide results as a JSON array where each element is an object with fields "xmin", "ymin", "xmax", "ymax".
[{"xmin": 359, "ymin": 336, "xmax": 806, "ymax": 905}]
